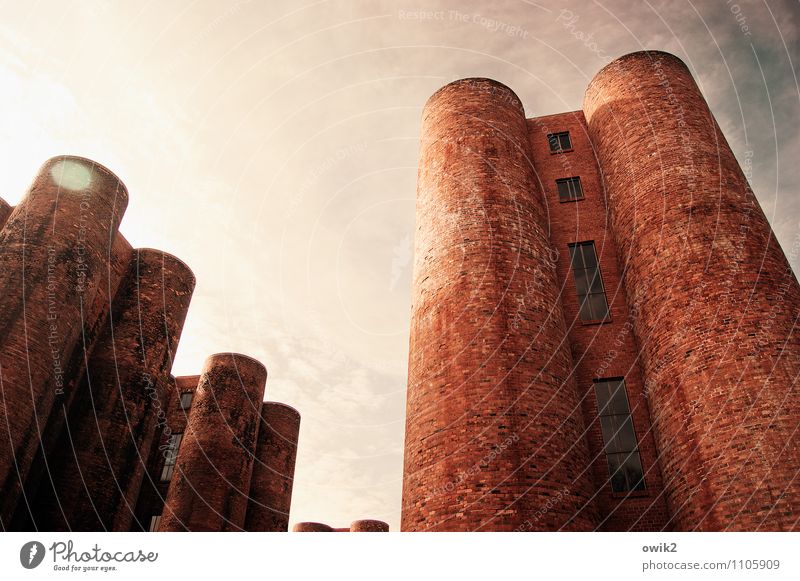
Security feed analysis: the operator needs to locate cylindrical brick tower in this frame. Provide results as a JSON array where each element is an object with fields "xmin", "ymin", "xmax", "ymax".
[
  {"xmin": 292, "ymin": 522, "xmax": 332, "ymax": 532},
  {"xmin": 33, "ymin": 249, "xmax": 195, "ymax": 531},
  {"xmin": 0, "ymin": 198, "xmax": 12, "ymax": 230},
  {"xmin": 584, "ymin": 51, "xmax": 800, "ymax": 531},
  {"xmin": 0, "ymin": 156, "xmax": 127, "ymax": 527},
  {"xmin": 10, "ymin": 231, "xmax": 133, "ymax": 531},
  {"xmin": 350, "ymin": 519, "xmax": 389, "ymax": 532},
  {"xmin": 244, "ymin": 402, "xmax": 300, "ymax": 532},
  {"xmin": 402, "ymin": 78, "xmax": 597, "ymax": 531},
  {"xmin": 159, "ymin": 353, "xmax": 267, "ymax": 532}
]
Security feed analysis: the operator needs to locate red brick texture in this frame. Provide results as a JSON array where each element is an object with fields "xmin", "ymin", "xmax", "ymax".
[
  {"xmin": 244, "ymin": 402, "xmax": 300, "ymax": 532},
  {"xmin": 402, "ymin": 78, "xmax": 598, "ymax": 532},
  {"xmin": 0, "ymin": 156, "xmax": 128, "ymax": 527},
  {"xmin": 32, "ymin": 249, "xmax": 195, "ymax": 531},
  {"xmin": 132, "ymin": 374, "xmax": 200, "ymax": 530},
  {"xmin": 0, "ymin": 198, "xmax": 12, "ymax": 230},
  {"xmin": 10, "ymin": 231, "xmax": 134, "ymax": 531},
  {"xmin": 159, "ymin": 353, "xmax": 267, "ymax": 531},
  {"xmin": 350, "ymin": 519, "xmax": 389, "ymax": 532},
  {"xmin": 583, "ymin": 51, "xmax": 800, "ymax": 530},
  {"xmin": 526, "ymin": 112, "xmax": 670, "ymax": 531},
  {"xmin": 292, "ymin": 522, "xmax": 333, "ymax": 532}
]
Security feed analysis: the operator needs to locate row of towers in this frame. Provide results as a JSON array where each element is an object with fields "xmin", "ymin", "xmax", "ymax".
[
  {"xmin": 0, "ymin": 157, "xmax": 301, "ymax": 532},
  {"xmin": 402, "ymin": 51, "xmax": 800, "ymax": 531}
]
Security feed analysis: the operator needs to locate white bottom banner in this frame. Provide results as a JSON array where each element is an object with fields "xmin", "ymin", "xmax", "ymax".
[{"xmin": 1, "ymin": 532, "xmax": 797, "ymax": 580}]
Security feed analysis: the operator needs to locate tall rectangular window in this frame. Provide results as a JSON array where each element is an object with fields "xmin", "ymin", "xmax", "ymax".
[
  {"xmin": 594, "ymin": 378, "xmax": 645, "ymax": 493},
  {"xmin": 548, "ymin": 131, "xmax": 572, "ymax": 152},
  {"xmin": 556, "ymin": 176, "xmax": 584, "ymax": 201},
  {"xmin": 568, "ymin": 242, "xmax": 610, "ymax": 322},
  {"xmin": 179, "ymin": 392, "xmax": 193, "ymax": 410},
  {"xmin": 160, "ymin": 433, "xmax": 183, "ymax": 482}
]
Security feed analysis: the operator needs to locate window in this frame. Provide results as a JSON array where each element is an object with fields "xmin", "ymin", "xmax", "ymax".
[
  {"xmin": 148, "ymin": 515, "xmax": 162, "ymax": 532},
  {"xmin": 568, "ymin": 242, "xmax": 610, "ymax": 322},
  {"xmin": 594, "ymin": 378, "xmax": 645, "ymax": 493},
  {"xmin": 556, "ymin": 176, "xmax": 584, "ymax": 201},
  {"xmin": 160, "ymin": 433, "xmax": 183, "ymax": 482},
  {"xmin": 179, "ymin": 392, "xmax": 193, "ymax": 410},
  {"xmin": 548, "ymin": 131, "xmax": 572, "ymax": 152}
]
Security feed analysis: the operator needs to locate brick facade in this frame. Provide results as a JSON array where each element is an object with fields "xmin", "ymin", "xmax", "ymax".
[
  {"xmin": 402, "ymin": 51, "xmax": 800, "ymax": 531},
  {"xmin": 0, "ymin": 160, "xmax": 300, "ymax": 532}
]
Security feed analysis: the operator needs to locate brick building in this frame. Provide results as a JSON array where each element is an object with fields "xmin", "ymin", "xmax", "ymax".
[
  {"xmin": 0, "ymin": 156, "xmax": 301, "ymax": 532},
  {"xmin": 402, "ymin": 50, "xmax": 800, "ymax": 531}
]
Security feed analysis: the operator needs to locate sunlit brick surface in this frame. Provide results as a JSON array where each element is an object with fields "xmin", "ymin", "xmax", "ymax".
[
  {"xmin": 402, "ymin": 78, "xmax": 598, "ymax": 532},
  {"xmin": 584, "ymin": 51, "xmax": 800, "ymax": 531}
]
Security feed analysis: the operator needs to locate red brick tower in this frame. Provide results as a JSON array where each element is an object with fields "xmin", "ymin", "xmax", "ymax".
[
  {"xmin": 33, "ymin": 249, "xmax": 195, "ymax": 531},
  {"xmin": 159, "ymin": 353, "xmax": 266, "ymax": 532},
  {"xmin": 244, "ymin": 402, "xmax": 301, "ymax": 532},
  {"xmin": 292, "ymin": 522, "xmax": 333, "ymax": 532},
  {"xmin": 0, "ymin": 156, "xmax": 127, "ymax": 527},
  {"xmin": 402, "ymin": 78, "xmax": 598, "ymax": 531},
  {"xmin": 584, "ymin": 51, "xmax": 800, "ymax": 530},
  {"xmin": 350, "ymin": 519, "xmax": 389, "ymax": 532}
]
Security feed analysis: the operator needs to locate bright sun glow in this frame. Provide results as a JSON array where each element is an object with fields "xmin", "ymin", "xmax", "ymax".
[{"xmin": 49, "ymin": 158, "xmax": 92, "ymax": 191}]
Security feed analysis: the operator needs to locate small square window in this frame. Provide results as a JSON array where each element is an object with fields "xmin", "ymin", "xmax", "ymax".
[
  {"xmin": 556, "ymin": 177, "xmax": 584, "ymax": 201},
  {"xmin": 179, "ymin": 392, "xmax": 193, "ymax": 410},
  {"xmin": 548, "ymin": 131, "xmax": 572, "ymax": 152}
]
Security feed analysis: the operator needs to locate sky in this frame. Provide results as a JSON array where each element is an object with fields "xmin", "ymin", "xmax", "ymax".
[{"xmin": 0, "ymin": 0, "xmax": 797, "ymax": 531}]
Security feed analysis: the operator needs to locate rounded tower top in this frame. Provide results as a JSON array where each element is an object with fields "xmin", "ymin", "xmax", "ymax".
[
  {"xmin": 38, "ymin": 155, "xmax": 129, "ymax": 209},
  {"xmin": 424, "ymin": 77, "xmax": 525, "ymax": 117},
  {"xmin": 584, "ymin": 50, "xmax": 691, "ymax": 117}
]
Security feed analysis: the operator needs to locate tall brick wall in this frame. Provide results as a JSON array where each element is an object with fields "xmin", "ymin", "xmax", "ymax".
[
  {"xmin": 10, "ymin": 231, "xmax": 134, "ymax": 531},
  {"xmin": 526, "ymin": 112, "xmax": 670, "ymax": 531},
  {"xmin": 584, "ymin": 50, "xmax": 800, "ymax": 530},
  {"xmin": 244, "ymin": 402, "xmax": 300, "ymax": 532},
  {"xmin": 32, "ymin": 249, "xmax": 195, "ymax": 531},
  {"xmin": 159, "ymin": 353, "xmax": 267, "ymax": 532},
  {"xmin": 402, "ymin": 78, "xmax": 598, "ymax": 531},
  {"xmin": 0, "ymin": 156, "xmax": 128, "ymax": 527}
]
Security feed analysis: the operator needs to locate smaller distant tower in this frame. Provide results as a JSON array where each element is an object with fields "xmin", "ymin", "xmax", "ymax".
[
  {"xmin": 244, "ymin": 402, "xmax": 301, "ymax": 532},
  {"xmin": 159, "ymin": 353, "xmax": 267, "ymax": 532}
]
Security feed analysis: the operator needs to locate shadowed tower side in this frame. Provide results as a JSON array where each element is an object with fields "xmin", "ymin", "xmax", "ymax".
[
  {"xmin": 0, "ymin": 157, "xmax": 127, "ymax": 527},
  {"xmin": 244, "ymin": 402, "xmax": 301, "ymax": 532}
]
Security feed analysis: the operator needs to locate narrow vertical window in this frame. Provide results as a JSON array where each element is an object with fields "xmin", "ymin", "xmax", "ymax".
[
  {"xmin": 556, "ymin": 176, "xmax": 584, "ymax": 201},
  {"xmin": 568, "ymin": 242, "xmax": 610, "ymax": 322},
  {"xmin": 160, "ymin": 433, "xmax": 183, "ymax": 482},
  {"xmin": 548, "ymin": 131, "xmax": 572, "ymax": 152},
  {"xmin": 594, "ymin": 378, "xmax": 645, "ymax": 492},
  {"xmin": 179, "ymin": 392, "xmax": 193, "ymax": 410},
  {"xmin": 148, "ymin": 515, "xmax": 162, "ymax": 532}
]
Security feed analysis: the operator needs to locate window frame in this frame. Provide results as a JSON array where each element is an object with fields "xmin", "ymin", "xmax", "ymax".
[
  {"xmin": 547, "ymin": 131, "xmax": 573, "ymax": 153},
  {"xmin": 160, "ymin": 432, "xmax": 183, "ymax": 482},
  {"xmin": 179, "ymin": 391, "xmax": 193, "ymax": 410},
  {"xmin": 556, "ymin": 176, "xmax": 585, "ymax": 202},
  {"xmin": 568, "ymin": 241, "xmax": 611, "ymax": 324},
  {"xmin": 593, "ymin": 378, "xmax": 646, "ymax": 493}
]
